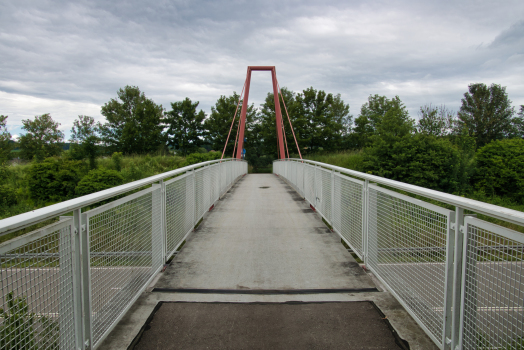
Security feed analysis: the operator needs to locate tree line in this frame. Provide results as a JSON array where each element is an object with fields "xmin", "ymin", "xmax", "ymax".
[{"xmin": 1, "ymin": 83, "xmax": 523, "ymax": 172}]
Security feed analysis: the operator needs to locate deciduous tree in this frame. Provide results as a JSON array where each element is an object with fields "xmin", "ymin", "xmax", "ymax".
[
  {"xmin": 457, "ymin": 83, "xmax": 515, "ymax": 148},
  {"xmin": 417, "ymin": 104, "xmax": 456, "ymax": 137},
  {"xmin": 0, "ymin": 115, "xmax": 13, "ymax": 163},
  {"xmin": 70, "ymin": 115, "xmax": 100, "ymax": 169},
  {"xmin": 165, "ymin": 98, "xmax": 206, "ymax": 156},
  {"xmin": 99, "ymin": 86, "xmax": 165, "ymax": 154},
  {"xmin": 18, "ymin": 114, "xmax": 64, "ymax": 161}
]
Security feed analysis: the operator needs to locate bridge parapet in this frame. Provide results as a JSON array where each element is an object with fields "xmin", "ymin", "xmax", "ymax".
[
  {"xmin": 274, "ymin": 159, "xmax": 524, "ymax": 350},
  {"xmin": 0, "ymin": 159, "xmax": 247, "ymax": 350}
]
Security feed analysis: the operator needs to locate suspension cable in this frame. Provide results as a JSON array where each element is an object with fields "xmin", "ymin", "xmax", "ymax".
[
  {"xmin": 277, "ymin": 82, "xmax": 303, "ymax": 159},
  {"xmin": 280, "ymin": 106, "xmax": 290, "ymax": 158},
  {"xmin": 221, "ymin": 81, "xmax": 246, "ymax": 160}
]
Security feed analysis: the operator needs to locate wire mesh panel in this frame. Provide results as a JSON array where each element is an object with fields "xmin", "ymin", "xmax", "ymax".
[
  {"xmin": 194, "ymin": 168, "xmax": 205, "ymax": 223},
  {"xmin": 316, "ymin": 168, "xmax": 332, "ymax": 223},
  {"xmin": 333, "ymin": 173, "xmax": 364, "ymax": 258},
  {"xmin": 461, "ymin": 217, "xmax": 524, "ymax": 350},
  {"xmin": 304, "ymin": 164, "xmax": 315, "ymax": 205},
  {"xmin": 84, "ymin": 186, "xmax": 162, "ymax": 347},
  {"xmin": 165, "ymin": 173, "xmax": 193, "ymax": 259},
  {"xmin": 0, "ymin": 219, "xmax": 77, "ymax": 350},
  {"xmin": 367, "ymin": 184, "xmax": 452, "ymax": 347}
]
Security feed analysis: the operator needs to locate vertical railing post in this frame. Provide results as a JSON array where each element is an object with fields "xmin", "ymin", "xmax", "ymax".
[
  {"xmin": 451, "ymin": 207, "xmax": 465, "ymax": 350},
  {"xmin": 362, "ymin": 180, "xmax": 369, "ymax": 266},
  {"xmin": 159, "ymin": 180, "xmax": 167, "ymax": 262},
  {"xmin": 80, "ymin": 212, "xmax": 92, "ymax": 350},
  {"xmin": 314, "ymin": 165, "xmax": 318, "ymax": 209},
  {"xmin": 192, "ymin": 170, "xmax": 196, "ymax": 227},
  {"xmin": 442, "ymin": 211, "xmax": 456, "ymax": 349},
  {"xmin": 330, "ymin": 170, "xmax": 335, "ymax": 226},
  {"xmin": 152, "ymin": 183, "xmax": 163, "ymax": 270},
  {"xmin": 72, "ymin": 209, "xmax": 84, "ymax": 350},
  {"xmin": 218, "ymin": 161, "xmax": 222, "ymax": 198}
]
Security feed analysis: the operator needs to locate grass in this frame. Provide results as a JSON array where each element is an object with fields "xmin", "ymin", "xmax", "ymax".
[{"xmin": 304, "ymin": 150, "xmax": 365, "ymax": 172}]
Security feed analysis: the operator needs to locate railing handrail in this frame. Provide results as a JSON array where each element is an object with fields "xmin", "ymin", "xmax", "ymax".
[
  {"xmin": 0, "ymin": 158, "xmax": 242, "ymax": 235},
  {"xmin": 278, "ymin": 158, "xmax": 524, "ymax": 227}
]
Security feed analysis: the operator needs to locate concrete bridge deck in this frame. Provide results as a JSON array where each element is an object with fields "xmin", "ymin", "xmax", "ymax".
[{"xmin": 101, "ymin": 174, "xmax": 438, "ymax": 349}]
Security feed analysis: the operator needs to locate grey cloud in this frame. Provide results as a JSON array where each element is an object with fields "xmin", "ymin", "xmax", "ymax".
[{"xmin": 1, "ymin": 0, "xmax": 524, "ymax": 136}]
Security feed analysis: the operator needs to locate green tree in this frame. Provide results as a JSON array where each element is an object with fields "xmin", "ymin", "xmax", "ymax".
[
  {"xmin": 258, "ymin": 87, "xmax": 349, "ymax": 157},
  {"xmin": 457, "ymin": 83, "xmax": 516, "ymax": 148},
  {"xmin": 165, "ymin": 98, "xmax": 206, "ymax": 156},
  {"xmin": 417, "ymin": 104, "xmax": 456, "ymax": 137},
  {"xmin": 0, "ymin": 115, "xmax": 13, "ymax": 163},
  {"xmin": 99, "ymin": 86, "xmax": 165, "ymax": 154},
  {"xmin": 204, "ymin": 92, "xmax": 245, "ymax": 156},
  {"xmin": 18, "ymin": 114, "xmax": 64, "ymax": 161},
  {"xmin": 70, "ymin": 115, "xmax": 100, "ymax": 169},
  {"xmin": 351, "ymin": 95, "xmax": 409, "ymax": 148}
]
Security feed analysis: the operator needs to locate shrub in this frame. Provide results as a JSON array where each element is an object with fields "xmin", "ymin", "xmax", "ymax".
[
  {"xmin": 475, "ymin": 138, "xmax": 524, "ymax": 202},
  {"xmin": 26, "ymin": 158, "xmax": 87, "ymax": 202},
  {"xmin": 182, "ymin": 151, "xmax": 221, "ymax": 167},
  {"xmin": 364, "ymin": 134, "xmax": 461, "ymax": 193},
  {"xmin": 75, "ymin": 168, "xmax": 124, "ymax": 196},
  {"xmin": 112, "ymin": 152, "xmax": 123, "ymax": 171},
  {"xmin": 0, "ymin": 185, "xmax": 17, "ymax": 207}
]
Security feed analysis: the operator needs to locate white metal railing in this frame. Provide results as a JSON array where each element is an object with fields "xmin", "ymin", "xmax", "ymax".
[
  {"xmin": 0, "ymin": 158, "xmax": 247, "ymax": 350},
  {"xmin": 274, "ymin": 159, "xmax": 524, "ymax": 350}
]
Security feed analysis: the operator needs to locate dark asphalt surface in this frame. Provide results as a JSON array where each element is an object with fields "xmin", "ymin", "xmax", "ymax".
[{"xmin": 132, "ymin": 301, "xmax": 409, "ymax": 350}]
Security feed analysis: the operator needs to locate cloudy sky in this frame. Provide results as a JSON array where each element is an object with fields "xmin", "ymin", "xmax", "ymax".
[{"xmin": 1, "ymin": 0, "xmax": 524, "ymax": 139}]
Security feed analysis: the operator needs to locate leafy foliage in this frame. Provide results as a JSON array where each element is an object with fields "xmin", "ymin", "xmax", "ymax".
[
  {"xmin": 458, "ymin": 83, "xmax": 516, "ymax": 148},
  {"xmin": 0, "ymin": 185, "xmax": 17, "ymax": 208},
  {"xmin": 75, "ymin": 168, "xmax": 124, "ymax": 196},
  {"xmin": 350, "ymin": 95, "xmax": 408, "ymax": 149},
  {"xmin": 0, "ymin": 292, "xmax": 58, "ymax": 350},
  {"xmin": 18, "ymin": 114, "xmax": 64, "ymax": 161},
  {"xmin": 26, "ymin": 158, "xmax": 87, "ymax": 202},
  {"xmin": 417, "ymin": 104, "xmax": 456, "ymax": 136},
  {"xmin": 204, "ymin": 92, "xmax": 244, "ymax": 155},
  {"xmin": 165, "ymin": 98, "xmax": 206, "ymax": 156},
  {"xmin": 112, "ymin": 152, "xmax": 123, "ymax": 172},
  {"xmin": 99, "ymin": 86, "xmax": 165, "ymax": 155},
  {"xmin": 70, "ymin": 115, "xmax": 100, "ymax": 169},
  {"xmin": 0, "ymin": 115, "xmax": 13, "ymax": 163},
  {"xmin": 474, "ymin": 138, "xmax": 524, "ymax": 202},
  {"xmin": 181, "ymin": 151, "xmax": 221, "ymax": 167}
]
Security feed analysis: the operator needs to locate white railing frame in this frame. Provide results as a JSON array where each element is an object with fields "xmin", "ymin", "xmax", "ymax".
[
  {"xmin": 274, "ymin": 158, "xmax": 524, "ymax": 350},
  {"xmin": 0, "ymin": 158, "xmax": 247, "ymax": 350}
]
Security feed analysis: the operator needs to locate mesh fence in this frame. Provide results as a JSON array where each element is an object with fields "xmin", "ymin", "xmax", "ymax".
[
  {"xmin": 0, "ymin": 219, "xmax": 77, "ymax": 350},
  {"xmin": 85, "ymin": 186, "xmax": 162, "ymax": 347},
  {"xmin": 304, "ymin": 164, "xmax": 315, "ymax": 205},
  {"xmin": 462, "ymin": 217, "xmax": 524, "ymax": 350},
  {"xmin": 165, "ymin": 174, "xmax": 194, "ymax": 258},
  {"xmin": 333, "ymin": 173, "xmax": 364, "ymax": 258},
  {"xmin": 367, "ymin": 185, "xmax": 452, "ymax": 346}
]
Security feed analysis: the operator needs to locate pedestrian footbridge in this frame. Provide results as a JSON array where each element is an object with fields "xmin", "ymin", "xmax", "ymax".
[{"xmin": 1, "ymin": 159, "xmax": 523, "ymax": 350}]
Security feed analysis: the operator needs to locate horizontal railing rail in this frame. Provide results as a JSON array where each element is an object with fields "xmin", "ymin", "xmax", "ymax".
[
  {"xmin": 274, "ymin": 158, "xmax": 524, "ymax": 350},
  {"xmin": 0, "ymin": 158, "xmax": 248, "ymax": 350}
]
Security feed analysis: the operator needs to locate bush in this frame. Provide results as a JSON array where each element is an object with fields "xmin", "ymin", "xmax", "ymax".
[
  {"xmin": 475, "ymin": 138, "xmax": 524, "ymax": 202},
  {"xmin": 363, "ymin": 134, "xmax": 461, "ymax": 193},
  {"xmin": 112, "ymin": 152, "xmax": 123, "ymax": 171},
  {"xmin": 26, "ymin": 158, "xmax": 87, "ymax": 202},
  {"xmin": 0, "ymin": 185, "xmax": 17, "ymax": 207},
  {"xmin": 75, "ymin": 168, "xmax": 124, "ymax": 196},
  {"xmin": 182, "ymin": 151, "xmax": 221, "ymax": 167}
]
